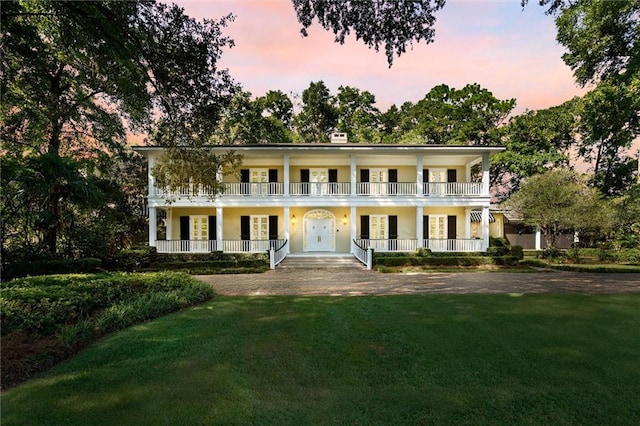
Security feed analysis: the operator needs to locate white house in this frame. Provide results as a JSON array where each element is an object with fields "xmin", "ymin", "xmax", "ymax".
[{"xmin": 134, "ymin": 136, "xmax": 504, "ymax": 267}]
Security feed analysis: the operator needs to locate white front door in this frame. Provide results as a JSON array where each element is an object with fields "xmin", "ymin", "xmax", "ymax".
[
  {"xmin": 303, "ymin": 209, "xmax": 335, "ymax": 252},
  {"xmin": 251, "ymin": 169, "xmax": 269, "ymax": 195},
  {"xmin": 251, "ymin": 215, "xmax": 269, "ymax": 251}
]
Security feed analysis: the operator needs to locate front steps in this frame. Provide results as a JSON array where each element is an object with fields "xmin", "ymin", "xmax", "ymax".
[{"xmin": 277, "ymin": 254, "xmax": 365, "ymax": 271}]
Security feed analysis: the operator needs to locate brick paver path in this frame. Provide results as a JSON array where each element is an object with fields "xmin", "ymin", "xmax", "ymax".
[{"xmin": 195, "ymin": 269, "xmax": 640, "ymax": 296}]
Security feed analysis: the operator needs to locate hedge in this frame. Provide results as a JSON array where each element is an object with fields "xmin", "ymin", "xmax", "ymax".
[
  {"xmin": 3, "ymin": 258, "xmax": 102, "ymax": 280},
  {"xmin": 374, "ymin": 256, "xmax": 520, "ymax": 267}
]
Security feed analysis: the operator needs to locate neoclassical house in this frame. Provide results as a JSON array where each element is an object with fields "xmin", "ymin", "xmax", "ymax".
[{"xmin": 134, "ymin": 135, "xmax": 504, "ymax": 266}]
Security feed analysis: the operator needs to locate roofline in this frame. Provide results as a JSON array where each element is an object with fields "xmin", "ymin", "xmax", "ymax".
[{"xmin": 132, "ymin": 144, "xmax": 505, "ymax": 157}]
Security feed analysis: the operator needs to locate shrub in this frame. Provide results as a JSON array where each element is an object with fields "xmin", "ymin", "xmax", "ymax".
[
  {"xmin": 106, "ymin": 247, "xmax": 157, "ymax": 271},
  {"xmin": 3, "ymin": 258, "xmax": 101, "ymax": 280},
  {"xmin": 486, "ymin": 246, "xmax": 510, "ymax": 257},
  {"xmin": 509, "ymin": 245, "xmax": 524, "ymax": 260},
  {"xmin": 416, "ymin": 247, "xmax": 432, "ymax": 257}
]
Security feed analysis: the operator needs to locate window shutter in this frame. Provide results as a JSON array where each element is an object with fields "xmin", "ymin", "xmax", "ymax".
[
  {"xmin": 389, "ymin": 215, "xmax": 398, "ymax": 239},
  {"xmin": 423, "ymin": 169, "xmax": 429, "ymax": 195},
  {"xmin": 447, "ymin": 215, "xmax": 457, "ymax": 240},
  {"xmin": 388, "ymin": 169, "xmax": 398, "ymax": 195},
  {"xmin": 423, "ymin": 215, "xmax": 429, "ymax": 240},
  {"xmin": 180, "ymin": 216, "xmax": 190, "ymax": 240},
  {"xmin": 447, "ymin": 169, "xmax": 457, "ymax": 183},
  {"xmin": 329, "ymin": 169, "xmax": 338, "ymax": 194},
  {"xmin": 240, "ymin": 169, "xmax": 249, "ymax": 195},
  {"xmin": 268, "ymin": 215, "xmax": 278, "ymax": 240},
  {"xmin": 268, "ymin": 169, "xmax": 278, "ymax": 182},
  {"xmin": 208, "ymin": 216, "xmax": 217, "ymax": 241},
  {"xmin": 301, "ymin": 169, "xmax": 309, "ymax": 195},
  {"xmin": 241, "ymin": 216, "xmax": 250, "ymax": 240},
  {"xmin": 360, "ymin": 215, "xmax": 370, "ymax": 239},
  {"xmin": 360, "ymin": 169, "xmax": 369, "ymax": 182}
]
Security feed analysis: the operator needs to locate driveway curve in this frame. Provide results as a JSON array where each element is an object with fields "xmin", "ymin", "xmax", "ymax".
[{"xmin": 195, "ymin": 269, "xmax": 640, "ymax": 296}]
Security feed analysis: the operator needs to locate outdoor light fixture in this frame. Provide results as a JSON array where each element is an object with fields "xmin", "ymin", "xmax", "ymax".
[
  {"xmin": 343, "ymin": 214, "xmax": 348, "ymax": 225},
  {"xmin": 291, "ymin": 214, "xmax": 296, "ymax": 225}
]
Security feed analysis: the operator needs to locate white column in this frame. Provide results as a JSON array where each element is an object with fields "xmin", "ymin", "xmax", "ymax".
[
  {"xmin": 465, "ymin": 208, "xmax": 472, "ymax": 239},
  {"xmin": 284, "ymin": 206, "xmax": 290, "ymax": 253},
  {"xmin": 417, "ymin": 155, "xmax": 424, "ymax": 196},
  {"xmin": 482, "ymin": 152, "xmax": 490, "ymax": 196},
  {"xmin": 535, "ymin": 226, "xmax": 542, "ymax": 250},
  {"xmin": 166, "ymin": 208, "xmax": 173, "ymax": 240},
  {"xmin": 416, "ymin": 206, "xmax": 424, "ymax": 248},
  {"xmin": 350, "ymin": 155, "xmax": 357, "ymax": 196},
  {"xmin": 350, "ymin": 206, "xmax": 357, "ymax": 251},
  {"xmin": 148, "ymin": 155, "xmax": 155, "ymax": 196},
  {"xmin": 284, "ymin": 154, "xmax": 290, "ymax": 197},
  {"xmin": 148, "ymin": 206, "xmax": 157, "ymax": 247},
  {"xmin": 216, "ymin": 206, "xmax": 223, "ymax": 251},
  {"xmin": 481, "ymin": 205, "xmax": 490, "ymax": 251}
]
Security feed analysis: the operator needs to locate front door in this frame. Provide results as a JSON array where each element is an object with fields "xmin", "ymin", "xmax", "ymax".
[{"xmin": 303, "ymin": 209, "xmax": 335, "ymax": 252}]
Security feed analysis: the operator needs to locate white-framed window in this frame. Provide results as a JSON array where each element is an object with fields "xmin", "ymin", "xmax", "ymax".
[
  {"xmin": 429, "ymin": 215, "xmax": 447, "ymax": 239},
  {"xmin": 191, "ymin": 216, "xmax": 209, "ymax": 241},
  {"xmin": 250, "ymin": 215, "xmax": 269, "ymax": 240},
  {"xmin": 309, "ymin": 168, "xmax": 328, "ymax": 195},
  {"xmin": 370, "ymin": 168, "xmax": 388, "ymax": 195}
]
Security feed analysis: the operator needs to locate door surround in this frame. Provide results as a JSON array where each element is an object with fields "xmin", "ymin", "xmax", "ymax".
[{"xmin": 303, "ymin": 209, "xmax": 336, "ymax": 252}]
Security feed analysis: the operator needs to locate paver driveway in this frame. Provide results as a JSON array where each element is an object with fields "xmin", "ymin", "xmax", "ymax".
[{"xmin": 195, "ymin": 269, "xmax": 640, "ymax": 296}]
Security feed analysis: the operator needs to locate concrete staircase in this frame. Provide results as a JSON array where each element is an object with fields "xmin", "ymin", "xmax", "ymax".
[{"xmin": 277, "ymin": 254, "xmax": 365, "ymax": 271}]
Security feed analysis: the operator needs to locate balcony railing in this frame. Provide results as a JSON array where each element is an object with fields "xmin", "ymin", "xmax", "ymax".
[
  {"xmin": 152, "ymin": 182, "xmax": 486, "ymax": 198},
  {"xmin": 354, "ymin": 238, "xmax": 483, "ymax": 252}
]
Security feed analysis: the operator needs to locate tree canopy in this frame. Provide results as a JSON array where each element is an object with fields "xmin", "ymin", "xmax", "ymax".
[{"xmin": 292, "ymin": 0, "xmax": 446, "ymax": 67}]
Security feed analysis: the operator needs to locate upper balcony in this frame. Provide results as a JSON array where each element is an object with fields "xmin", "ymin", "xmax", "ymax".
[{"xmin": 151, "ymin": 181, "xmax": 485, "ymax": 198}]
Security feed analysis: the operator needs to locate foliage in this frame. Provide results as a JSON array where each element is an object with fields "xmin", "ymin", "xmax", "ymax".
[
  {"xmin": 0, "ymin": 272, "xmax": 214, "ymax": 388},
  {"xmin": 335, "ymin": 86, "xmax": 381, "ymax": 143},
  {"xmin": 1, "ymin": 0, "xmax": 239, "ymax": 256},
  {"xmin": 374, "ymin": 255, "xmax": 520, "ymax": 268},
  {"xmin": 507, "ymin": 170, "xmax": 615, "ymax": 248},
  {"xmin": 292, "ymin": 0, "xmax": 446, "ymax": 67},
  {"xmin": 294, "ymin": 80, "xmax": 338, "ymax": 143},
  {"xmin": 3, "ymin": 258, "xmax": 101, "ymax": 281},
  {"xmin": 491, "ymin": 100, "xmax": 578, "ymax": 198}
]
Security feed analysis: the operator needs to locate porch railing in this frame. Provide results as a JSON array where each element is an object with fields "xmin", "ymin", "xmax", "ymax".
[
  {"xmin": 354, "ymin": 238, "xmax": 483, "ymax": 253},
  {"xmin": 356, "ymin": 182, "xmax": 417, "ymax": 196},
  {"xmin": 156, "ymin": 239, "xmax": 217, "ymax": 253},
  {"xmin": 423, "ymin": 238, "xmax": 483, "ymax": 252},
  {"xmin": 269, "ymin": 239, "xmax": 289, "ymax": 269},
  {"xmin": 223, "ymin": 239, "xmax": 285, "ymax": 253},
  {"xmin": 223, "ymin": 182, "xmax": 284, "ymax": 196},
  {"xmin": 352, "ymin": 239, "xmax": 373, "ymax": 270}
]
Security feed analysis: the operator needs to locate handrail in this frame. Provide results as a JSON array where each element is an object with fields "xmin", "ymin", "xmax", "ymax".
[
  {"xmin": 352, "ymin": 239, "xmax": 373, "ymax": 270},
  {"xmin": 269, "ymin": 239, "xmax": 289, "ymax": 269}
]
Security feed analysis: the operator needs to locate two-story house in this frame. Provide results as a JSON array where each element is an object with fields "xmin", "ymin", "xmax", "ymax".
[{"xmin": 134, "ymin": 135, "xmax": 504, "ymax": 267}]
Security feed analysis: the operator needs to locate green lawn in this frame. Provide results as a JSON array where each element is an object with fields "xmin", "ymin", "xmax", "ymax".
[{"xmin": 3, "ymin": 294, "xmax": 640, "ymax": 425}]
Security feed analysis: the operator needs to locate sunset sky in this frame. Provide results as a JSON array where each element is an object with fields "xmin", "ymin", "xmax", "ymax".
[{"xmin": 172, "ymin": 0, "xmax": 589, "ymax": 115}]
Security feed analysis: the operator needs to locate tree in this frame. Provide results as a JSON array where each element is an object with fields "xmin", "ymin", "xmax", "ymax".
[
  {"xmin": 524, "ymin": 0, "xmax": 640, "ymax": 195},
  {"xmin": 490, "ymin": 99, "xmax": 578, "ymax": 199},
  {"xmin": 1, "ymin": 0, "xmax": 239, "ymax": 256},
  {"xmin": 391, "ymin": 84, "xmax": 515, "ymax": 145},
  {"xmin": 211, "ymin": 90, "xmax": 293, "ymax": 144},
  {"xmin": 292, "ymin": 0, "xmax": 446, "ymax": 67},
  {"xmin": 294, "ymin": 81, "xmax": 338, "ymax": 143},
  {"xmin": 506, "ymin": 170, "xmax": 614, "ymax": 248},
  {"xmin": 335, "ymin": 86, "xmax": 380, "ymax": 143}
]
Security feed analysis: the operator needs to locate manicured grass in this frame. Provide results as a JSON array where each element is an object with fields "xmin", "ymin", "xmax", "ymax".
[{"xmin": 3, "ymin": 294, "xmax": 640, "ymax": 425}]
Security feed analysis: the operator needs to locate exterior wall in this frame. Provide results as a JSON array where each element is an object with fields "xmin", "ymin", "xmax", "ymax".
[
  {"xmin": 289, "ymin": 165, "xmax": 350, "ymax": 182},
  {"xmin": 224, "ymin": 207, "xmax": 284, "ymax": 240},
  {"xmin": 166, "ymin": 207, "xmax": 216, "ymax": 240},
  {"xmin": 490, "ymin": 213, "xmax": 504, "ymax": 238}
]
